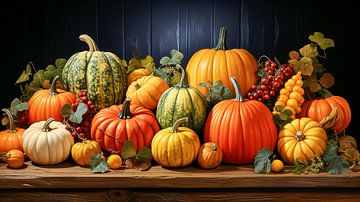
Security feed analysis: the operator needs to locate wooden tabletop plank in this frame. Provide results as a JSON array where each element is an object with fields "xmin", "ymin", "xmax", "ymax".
[{"xmin": 1, "ymin": 161, "xmax": 360, "ymax": 189}]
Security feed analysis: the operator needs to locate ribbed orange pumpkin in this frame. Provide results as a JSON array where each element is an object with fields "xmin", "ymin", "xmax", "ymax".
[
  {"xmin": 204, "ymin": 77, "xmax": 277, "ymax": 164},
  {"xmin": 91, "ymin": 98, "xmax": 160, "ymax": 153},
  {"xmin": 0, "ymin": 109, "xmax": 24, "ymax": 152},
  {"xmin": 198, "ymin": 142, "xmax": 223, "ymax": 169},
  {"xmin": 127, "ymin": 69, "xmax": 151, "ymax": 86},
  {"xmin": 186, "ymin": 27, "xmax": 258, "ymax": 96},
  {"xmin": 28, "ymin": 76, "xmax": 76, "ymax": 124},
  {"xmin": 298, "ymin": 96, "xmax": 351, "ymax": 133},
  {"xmin": 2, "ymin": 149, "xmax": 25, "ymax": 169},
  {"xmin": 126, "ymin": 75, "xmax": 169, "ymax": 110}
]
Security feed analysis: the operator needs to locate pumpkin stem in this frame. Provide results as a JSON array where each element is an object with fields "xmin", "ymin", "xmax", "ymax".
[
  {"xmin": 171, "ymin": 117, "xmax": 188, "ymax": 133},
  {"xmin": 43, "ymin": 118, "xmax": 55, "ymax": 132},
  {"xmin": 134, "ymin": 83, "xmax": 141, "ymax": 90},
  {"xmin": 1, "ymin": 108, "xmax": 16, "ymax": 133},
  {"xmin": 215, "ymin": 27, "xmax": 227, "ymax": 50},
  {"xmin": 210, "ymin": 143, "xmax": 218, "ymax": 151},
  {"xmin": 176, "ymin": 64, "xmax": 186, "ymax": 87},
  {"xmin": 48, "ymin": 75, "xmax": 60, "ymax": 95},
  {"xmin": 230, "ymin": 77, "xmax": 244, "ymax": 102},
  {"xmin": 295, "ymin": 131, "xmax": 305, "ymax": 141},
  {"xmin": 118, "ymin": 98, "xmax": 132, "ymax": 119},
  {"xmin": 79, "ymin": 34, "xmax": 99, "ymax": 52}
]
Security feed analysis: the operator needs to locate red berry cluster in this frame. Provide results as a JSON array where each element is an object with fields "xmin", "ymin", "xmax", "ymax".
[
  {"xmin": 247, "ymin": 57, "xmax": 294, "ymax": 103},
  {"xmin": 18, "ymin": 111, "xmax": 30, "ymax": 127},
  {"xmin": 65, "ymin": 89, "xmax": 95, "ymax": 141}
]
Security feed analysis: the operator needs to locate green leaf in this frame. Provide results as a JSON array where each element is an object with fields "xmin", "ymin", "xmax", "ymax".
[
  {"xmin": 121, "ymin": 140, "xmax": 137, "ymax": 159},
  {"xmin": 318, "ymin": 88, "xmax": 333, "ymax": 98},
  {"xmin": 170, "ymin": 49, "xmax": 184, "ymax": 65},
  {"xmin": 10, "ymin": 98, "xmax": 21, "ymax": 116},
  {"xmin": 17, "ymin": 102, "xmax": 28, "ymax": 111},
  {"xmin": 45, "ymin": 65, "xmax": 56, "ymax": 71},
  {"xmin": 318, "ymin": 38, "xmax": 335, "ymax": 50},
  {"xmin": 309, "ymin": 32, "xmax": 324, "ymax": 44},
  {"xmin": 69, "ymin": 103, "xmax": 87, "ymax": 124},
  {"xmin": 136, "ymin": 147, "xmax": 152, "ymax": 162},
  {"xmin": 90, "ymin": 154, "xmax": 109, "ymax": 173},
  {"xmin": 61, "ymin": 104, "xmax": 74, "ymax": 118},
  {"xmin": 279, "ymin": 114, "xmax": 289, "ymax": 121},
  {"xmin": 55, "ymin": 58, "xmax": 67, "ymax": 69},
  {"xmin": 299, "ymin": 44, "xmax": 318, "ymax": 58},
  {"xmin": 254, "ymin": 147, "xmax": 273, "ymax": 174},
  {"xmin": 15, "ymin": 64, "xmax": 32, "ymax": 84},
  {"xmin": 282, "ymin": 109, "xmax": 293, "ymax": 117},
  {"xmin": 323, "ymin": 145, "xmax": 350, "ymax": 174},
  {"xmin": 160, "ymin": 56, "xmax": 171, "ymax": 65}
]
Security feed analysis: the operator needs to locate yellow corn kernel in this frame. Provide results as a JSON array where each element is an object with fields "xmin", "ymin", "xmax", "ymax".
[
  {"xmin": 286, "ymin": 98, "xmax": 298, "ymax": 110},
  {"xmin": 289, "ymin": 91, "xmax": 302, "ymax": 102}
]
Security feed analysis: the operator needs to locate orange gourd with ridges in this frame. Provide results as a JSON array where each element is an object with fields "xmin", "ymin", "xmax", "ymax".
[
  {"xmin": 0, "ymin": 109, "xmax": 24, "ymax": 152},
  {"xmin": 204, "ymin": 77, "xmax": 277, "ymax": 164}
]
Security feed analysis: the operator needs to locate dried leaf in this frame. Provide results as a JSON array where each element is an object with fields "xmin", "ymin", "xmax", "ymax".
[
  {"xmin": 299, "ymin": 57, "xmax": 313, "ymax": 76},
  {"xmin": 308, "ymin": 80, "xmax": 321, "ymax": 92},
  {"xmin": 15, "ymin": 63, "xmax": 32, "ymax": 84},
  {"xmin": 42, "ymin": 80, "xmax": 51, "ymax": 89},
  {"xmin": 299, "ymin": 44, "xmax": 318, "ymax": 58},
  {"xmin": 289, "ymin": 51, "xmax": 300, "ymax": 60},
  {"xmin": 319, "ymin": 73, "xmax": 335, "ymax": 88},
  {"xmin": 1, "ymin": 117, "xmax": 9, "ymax": 126},
  {"xmin": 309, "ymin": 32, "xmax": 324, "ymax": 44},
  {"xmin": 318, "ymin": 38, "xmax": 335, "ymax": 50},
  {"xmin": 121, "ymin": 140, "xmax": 136, "ymax": 159}
]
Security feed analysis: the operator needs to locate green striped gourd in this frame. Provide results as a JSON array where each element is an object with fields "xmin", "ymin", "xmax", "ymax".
[
  {"xmin": 62, "ymin": 34, "xmax": 127, "ymax": 111},
  {"xmin": 156, "ymin": 66, "xmax": 207, "ymax": 132}
]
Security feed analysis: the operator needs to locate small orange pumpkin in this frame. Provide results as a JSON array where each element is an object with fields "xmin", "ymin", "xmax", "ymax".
[
  {"xmin": 271, "ymin": 159, "xmax": 284, "ymax": 173},
  {"xmin": 1, "ymin": 149, "xmax": 25, "ymax": 169},
  {"xmin": 127, "ymin": 69, "xmax": 151, "ymax": 86},
  {"xmin": 126, "ymin": 75, "xmax": 169, "ymax": 110},
  {"xmin": 28, "ymin": 76, "xmax": 76, "ymax": 124},
  {"xmin": 107, "ymin": 154, "xmax": 122, "ymax": 169},
  {"xmin": 71, "ymin": 139, "xmax": 101, "ymax": 167},
  {"xmin": 198, "ymin": 142, "xmax": 223, "ymax": 169},
  {"xmin": 0, "ymin": 108, "xmax": 24, "ymax": 152}
]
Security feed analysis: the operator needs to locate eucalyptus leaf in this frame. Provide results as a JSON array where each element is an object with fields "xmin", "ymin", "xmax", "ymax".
[
  {"xmin": 121, "ymin": 140, "xmax": 137, "ymax": 159},
  {"xmin": 90, "ymin": 154, "xmax": 109, "ymax": 173},
  {"xmin": 69, "ymin": 102, "xmax": 87, "ymax": 124},
  {"xmin": 254, "ymin": 147, "xmax": 273, "ymax": 174},
  {"xmin": 61, "ymin": 104, "xmax": 74, "ymax": 118}
]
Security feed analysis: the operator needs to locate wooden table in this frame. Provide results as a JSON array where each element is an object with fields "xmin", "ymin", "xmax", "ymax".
[{"xmin": 1, "ymin": 161, "xmax": 360, "ymax": 201}]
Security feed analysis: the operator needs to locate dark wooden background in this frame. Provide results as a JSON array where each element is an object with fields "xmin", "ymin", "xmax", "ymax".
[{"xmin": 1, "ymin": 0, "xmax": 359, "ymax": 140}]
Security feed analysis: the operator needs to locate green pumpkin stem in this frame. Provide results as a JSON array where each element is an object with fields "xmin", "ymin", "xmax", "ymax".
[
  {"xmin": 43, "ymin": 118, "xmax": 55, "ymax": 132},
  {"xmin": 118, "ymin": 98, "xmax": 132, "ymax": 120},
  {"xmin": 230, "ymin": 77, "xmax": 244, "ymax": 102},
  {"xmin": 48, "ymin": 75, "xmax": 60, "ymax": 95},
  {"xmin": 1, "ymin": 108, "xmax": 16, "ymax": 133},
  {"xmin": 79, "ymin": 34, "xmax": 99, "ymax": 52},
  {"xmin": 171, "ymin": 117, "xmax": 188, "ymax": 133},
  {"xmin": 176, "ymin": 65, "xmax": 186, "ymax": 87},
  {"xmin": 215, "ymin": 27, "xmax": 227, "ymax": 50}
]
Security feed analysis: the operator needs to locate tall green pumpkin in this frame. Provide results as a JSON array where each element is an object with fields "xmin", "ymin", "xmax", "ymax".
[
  {"xmin": 156, "ymin": 66, "xmax": 207, "ymax": 132},
  {"xmin": 62, "ymin": 34, "xmax": 127, "ymax": 111}
]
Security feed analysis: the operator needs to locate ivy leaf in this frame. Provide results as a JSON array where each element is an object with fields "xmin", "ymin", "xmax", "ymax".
[
  {"xmin": 169, "ymin": 49, "xmax": 184, "ymax": 65},
  {"xmin": 69, "ymin": 102, "xmax": 87, "ymax": 124},
  {"xmin": 61, "ymin": 104, "xmax": 74, "ymax": 118},
  {"xmin": 323, "ymin": 145, "xmax": 350, "ymax": 174},
  {"xmin": 318, "ymin": 38, "xmax": 335, "ymax": 50},
  {"xmin": 136, "ymin": 147, "xmax": 152, "ymax": 162},
  {"xmin": 160, "ymin": 56, "xmax": 171, "ymax": 65},
  {"xmin": 10, "ymin": 98, "xmax": 28, "ymax": 116},
  {"xmin": 15, "ymin": 63, "xmax": 32, "ymax": 84},
  {"xmin": 90, "ymin": 154, "xmax": 109, "ymax": 173},
  {"xmin": 55, "ymin": 58, "xmax": 67, "ymax": 69},
  {"xmin": 309, "ymin": 32, "xmax": 324, "ymax": 44},
  {"xmin": 299, "ymin": 44, "xmax": 318, "ymax": 58},
  {"xmin": 254, "ymin": 147, "xmax": 273, "ymax": 174},
  {"xmin": 121, "ymin": 140, "xmax": 137, "ymax": 159}
]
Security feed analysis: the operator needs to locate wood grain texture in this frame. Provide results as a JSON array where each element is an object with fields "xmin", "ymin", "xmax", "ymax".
[{"xmin": 0, "ymin": 161, "xmax": 359, "ymax": 189}]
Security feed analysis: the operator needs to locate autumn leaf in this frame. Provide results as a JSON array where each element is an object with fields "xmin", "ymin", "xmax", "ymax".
[
  {"xmin": 299, "ymin": 44, "xmax": 318, "ymax": 58},
  {"xmin": 309, "ymin": 79, "xmax": 321, "ymax": 92},
  {"xmin": 319, "ymin": 73, "xmax": 335, "ymax": 88},
  {"xmin": 309, "ymin": 32, "xmax": 324, "ymax": 44},
  {"xmin": 289, "ymin": 51, "xmax": 300, "ymax": 60},
  {"xmin": 318, "ymin": 38, "xmax": 335, "ymax": 50},
  {"xmin": 299, "ymin": 57, "xmax": 313, "ymax": 76}
]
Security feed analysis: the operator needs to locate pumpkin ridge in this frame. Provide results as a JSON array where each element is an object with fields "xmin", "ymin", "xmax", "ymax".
[
  {"xmin": 218, "ymin": 102, "xmax": 233, "ymax": 161},
  {"xmin": 194, "ymin": 50, "xmax": 212, "ymax": 91},
  {"xmin": 63, "ymin": 52, "xmax": 80, "ymax": 90},
  {"xmin": 229, "ymin": 50, "xmax": 246, "ymax": 92},
  {"xmin": 170, "ymin": 88, "xmax": 181, "ymax": 127},
  {"xmin": 330, "ymin": 97, "xmax": 348, "ymax": 131},
  {"xmin": 184, "ymin": 88, "xmax": 196, "ymax": 129},
  {"xmin": 102, "ymin": 53, "xmax": 116, "ymax": 104}
]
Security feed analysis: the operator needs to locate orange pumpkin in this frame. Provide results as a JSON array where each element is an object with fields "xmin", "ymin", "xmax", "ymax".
[
  {"xmin": 91, "ymin": 98, "xmax": 160, "ymax": 153},
  {"xmin": 71, "ymin": 140, "xmax": 101, "ymax": 167},
  {"xmin": 28, "ymin": 76, "xmax": 76, "ymax": 124},
  {"xmin": 127, "ymin": 69, "xmax": 151, "ymax": 86},
  {"xmin": 0, "ymin": 109, "xmax": 24, "ymax": 152},
  {"xmin": 204, "ymin": 77, "xmax": 277, "ymax": 164},
  {"xmin": 198, "ymin": 142, "xmax": 223, "ymax": 169},
  {"xmin": 2, "ymin": 149, "xmax": 25, "ymax": 169},
  {"xmin": 298, "ymin": 96, "xmax": 351, "ymax": 133},
  {"xmin": 278, "ymin": 118, "xmax": 327, "ymax": 164},
  {"xmin": 271, "ymin": 159, "xmax": 284, "ymax": 173},
  {"xmin": 126, "ymin": 75, "xmax": 169, "ymax": 110},
  {"xmin": 186, "ymin": 27, "xmax": 258, "ymax": 96}
]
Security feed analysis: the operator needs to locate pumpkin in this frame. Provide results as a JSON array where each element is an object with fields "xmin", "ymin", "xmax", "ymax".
[
  {"xmin": 204, "ymin": 77, "xmax": 277, "ymax": 164},
  {"xmin": 151, "ymin": 117, "xmax": 200, "ymax": 168},
  {"xmin": 156, "ymin": 66, "xmax": 206, "ymax": 131},
  {"xmin": 28, "ymin": 76, "xmax": 76, "ymax": 124},
  {"xmin": 277, "ymin": 118, "xmax": 327, "ymax": 164},
  {"xmin": 71, "ymin": 139, "xmax": 101, "ymax": 166},
  {"xmin": 298, "ymin": 96, "xmax": 351, "ymax": 133},
  {"xmin": 22, "ymin": 118, "xmax": 74, "ymax": 165},
  {"xmin": 197, "ymin": 142, "xmax": 223, "ymax": 169},
  {"xmin": 186, "ymin": 27, "xmax": 258, "ymax": 96},
  {"xmin": 91, "ymin": 98, "xmax": 159, "ymax": 153},
  {"xmin": 126, "ymin": 75, "xmax": 169, "ymax": 110},
  {"xmin": 0, "ymin": 109, "xmax": 24, "ymax": 152},
  {"xmin": 1, "ymin": 149, "xmax": 25, "ymax": 169},
  {"xmin": 62, "ymin": 34, "xmax": 127, "ymax": 111},
  {"xmin": 107, "ymin": 154, "xmax": 122, "ymax": 169},
  {"xmin": 127, "ymin": 68, "xmax": 151, "ymax": 86},
  {"xmin": 271, "ymin": 159, "xmax": 284, "ymax": 173}
]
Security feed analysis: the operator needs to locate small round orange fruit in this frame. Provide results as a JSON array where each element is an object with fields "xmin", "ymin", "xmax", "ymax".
[
  {"xmin": 271, "ymin": 159, "xmax": 284, "ymax": 173},
  {"xmin": 5, "ymin": 149, "xmax": 25, "ymax": 169},
  {"xmin": 107, "ymin": 154, "xmax": 122, "ymax": 169}
]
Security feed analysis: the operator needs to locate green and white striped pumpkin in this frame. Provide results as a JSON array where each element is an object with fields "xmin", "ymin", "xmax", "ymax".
[
  {"xmin": 62, "ymin": 34, "xmax": 127, "ymax": 111},
  {"xmin": 156, "ymin": 66, "xmax": 207, "ymax": 132}
]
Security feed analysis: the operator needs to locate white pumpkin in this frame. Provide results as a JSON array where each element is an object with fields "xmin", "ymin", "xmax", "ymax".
[{"xmin": 22, "ymin": 118, "xmax": 74, "ymax": 165}]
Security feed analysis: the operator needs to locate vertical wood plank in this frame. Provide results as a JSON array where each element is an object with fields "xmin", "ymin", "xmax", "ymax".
[
  {"xmin": 151, "ymin": 0, "xmax": 180, "ymax": 64},
  {"xmin": 179, "ymin": 0, "xmax": 189, "ymax": 63},
  {"xmin": 98, "ymin": 0, "xmax": 125, "ymax": 58},
  {"xmin": 124, "ymin": 0, "xmax": 151, "ymax": 60}
]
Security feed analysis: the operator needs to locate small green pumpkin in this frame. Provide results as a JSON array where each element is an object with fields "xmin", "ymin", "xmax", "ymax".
[
  {"xmin": 62, "ymin": 34, "xmax": 127, "ymax": 111},
  {"xmin": 156, "ymin": 66, "xmax": 207, "ymax": 131}
]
